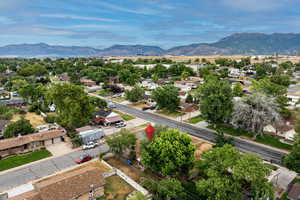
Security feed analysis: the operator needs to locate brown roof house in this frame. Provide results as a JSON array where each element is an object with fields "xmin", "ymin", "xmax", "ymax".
[
  {"xmin": 288, "ymin": 182, "xmax": 300, "ymax": 200},
  {"xmin": 92, "ymin": 110, "xmax": 123, "ymax": 126},
  {"xmin": 80, "ymin": 78, "xmax": 97, "ymax": 87},
  {"xmin": 9, "ymin": 166, "xmax": 106, "ymax": 200},
  {"xmin": 0, "ymin": 129, "xmax": 66, "ymax": 158}
]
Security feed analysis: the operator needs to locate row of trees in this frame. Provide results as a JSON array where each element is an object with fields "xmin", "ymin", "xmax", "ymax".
[{"xmin": 106, "ymin": 128, "xmax": 274, "ymax": 199}]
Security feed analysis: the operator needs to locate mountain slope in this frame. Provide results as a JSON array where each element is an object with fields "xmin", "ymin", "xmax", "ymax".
[{"xmin": 1, "ymin": 33, "xmax": 300, "ymax": 57}]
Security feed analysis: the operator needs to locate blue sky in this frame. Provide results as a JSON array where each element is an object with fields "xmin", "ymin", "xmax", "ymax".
[{"xmin": 0, "ymin": 0, "xmax": 299, "ymax": 49}]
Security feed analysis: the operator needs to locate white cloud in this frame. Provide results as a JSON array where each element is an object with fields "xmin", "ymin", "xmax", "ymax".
[
  {"xmin": 222, "ymin": 0, "xmax": 290, "ymax": 11},
  {"xmin": 40, "ymin": 14, "xmax": 120, "ymax": 22}
]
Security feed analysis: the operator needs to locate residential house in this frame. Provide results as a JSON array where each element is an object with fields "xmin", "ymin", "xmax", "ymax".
[
  {"xmin": 58, "ymin": 74, "xmax": 70, "ymax": 82},
  {"xmin": 140, "ymin": 80, "xmax": 158, "ymax": 90},
  {"xmin": 76, "ymin": 126, "xmax": 105, "ymax": 144},
  {"xmin": 288, "ymin": 182, "xmax": 300, "ymax": 200},
  {"xmin": 8, "ymin": 166, "xmax": 106, "ymax": 200},
  {"xmin": 174, "ymin": 81, "xmax": 195, "ymax": 92},
  {"xmin": 179, "ymin": 102, "xmax": 198, "ymax": 112},
  {"xmin": 92, "ymin": 110, "xmax": 123, "ymax": 126},
  {"xmin": 80, "ymin": 78, "xmax": 97, "ymax": 87},
  {"xmin": 0, "ymin": 129, "xmax": 66, "ymax": 158}
]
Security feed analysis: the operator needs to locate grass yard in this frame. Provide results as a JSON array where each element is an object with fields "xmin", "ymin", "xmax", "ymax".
[
  {"xmin": 12, "ymin": 112, "xmax": 45, "ymax": 127},
  {"xmin": 111, "ymin": 97, "xmax": 126, "ymax": 103},
  {"xmin": 0, "ymin": 149, "xmax": 52, "ymax": 172},
  {"xmin": 98, "ymin": 90, "xmax": 111, "ymax": 97},
  {"xmin": 187, "ymin": 115, "xmax": 204, "ymax": 124},
  {"xmin": 113, "ymin": 110, "xmax": 135, "ymax": 121},
  {"xmin": 155, "ymin": 109, "xmax": 185, "ymax": 118},
  {"xmin": 99, "ymin": 175, "xmax": 134, "ymax": 200},
  {"xmin": 208, "ymin": 124, "xmax": 292, "ymax": 151}
]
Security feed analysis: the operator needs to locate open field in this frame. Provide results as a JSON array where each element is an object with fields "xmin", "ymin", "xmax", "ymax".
[{"xmin": 12, "ymin": 112, "xmax": 45, "ymax": 127}]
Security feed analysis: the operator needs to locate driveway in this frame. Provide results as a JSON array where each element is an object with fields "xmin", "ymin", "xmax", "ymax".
[{"xmin": 46, "ymin": 142, "xmax": 73, "ymax": 157}]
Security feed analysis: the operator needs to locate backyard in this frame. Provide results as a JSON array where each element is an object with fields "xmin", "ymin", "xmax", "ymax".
[
  {"xmin": 99, "ymin": 175, "xmax": 135, "ymax": 200},
  {"xmin": 12, "ymin": 112, "xmax": 45, "ymax": 128},
  {"xmin": 0, "ymin": 149, "xmax": 52, "ymax": 171}
]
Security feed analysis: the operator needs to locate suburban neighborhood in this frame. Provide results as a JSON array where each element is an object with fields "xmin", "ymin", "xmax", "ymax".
[{"xmin": 1, "ymin": 0, "xmax": 300, "ymax": 199}]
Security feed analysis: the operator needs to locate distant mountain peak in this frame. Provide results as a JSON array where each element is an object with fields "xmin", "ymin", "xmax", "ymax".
[{"xmin": 1, "ymin": 33, "xmax": 300, "ymax": 57}]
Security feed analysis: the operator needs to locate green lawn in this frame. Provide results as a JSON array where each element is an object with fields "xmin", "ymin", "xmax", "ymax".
[
  {"xmin": 208, "ymin": 124, "xmax": 292, "ymax": 151},
  {"xmin": 0, "ymin": 149, "xmax": 52, "ymax": 172},
  {"xmin": 156, "ymin": 110, "xmax": 185, "ymax": 118},
  {"xmin": 187, "ymin": 115, "xmax": 204, "ymax": 124},
  {"xmin": 113, "ymin": 110, "xmax": 135, "ymax": 121}
]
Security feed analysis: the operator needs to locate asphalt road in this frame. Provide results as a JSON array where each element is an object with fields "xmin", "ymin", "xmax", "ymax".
[
  {"xmin": 0, "ymin": 144, "xmax": 108, "ymax": 191},
  {"xmin": 114, "ymin": 103, "xmax": 287, "ymax": 165}
]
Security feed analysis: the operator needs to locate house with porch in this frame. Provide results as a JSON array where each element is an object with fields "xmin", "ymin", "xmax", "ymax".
[{"xmin": 92, "ymin": 110, "xmax": 123, "ymax": 126}]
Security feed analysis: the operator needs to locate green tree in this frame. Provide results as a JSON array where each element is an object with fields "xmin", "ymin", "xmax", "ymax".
[
  {"xmin": 198, "ymin": 77, "xmax": 233, "ymax": 124},
  {"xmin": 3, "ymin": 117, "xmax": 35, "ymax": 138},
  {"xmin": 46, "ymin": 83, "xmax": 95, "ymax": 129},
  {"xmin": 89, "ymin": 96, "xmax": 107, "ymax": 108},
  {"xmin": 127, "ymin": 191, "xmax": 148, "ymax": 200},
  {"xmin": 106, "ymin": 129, "xmax": 137, "ymax": 158},
  {"xmin": 125, "ymin": 86, "xmax": 145, "ymax": 103},
  {"xmin": 213, "ymin": 131, "xmax": 234, "ymax": 148},
  {"xmin": 185, "ymin": 93, "xmax": 193, "ymax": 103},
  {"xmin": 231, "ymin": 93, "xmax": 281, "ymax": 137},
  {"xmin": 196, "ymin": 145, "xmax": 274, "ymax": 200},
  {"xmin": 141, "ymin": 129, "xmax": 195, "ymax": 176},
  {"xmin": 284, "ymin": 136, "xmax": 300, "ymax": 173},
  {"xmin": 141, "ymin": 178, "xmax": 186, "ymax": 200},
  {"xmin": 152, "ymin": 85, "xmax": 180, "ymax": 112},
  {"xmin": 181, "ymin": 71, "xmax": 190, "ymax": 80},
  {"xmin": 232, "ymin": 83, "xmax": 244, "ymax": 97}
]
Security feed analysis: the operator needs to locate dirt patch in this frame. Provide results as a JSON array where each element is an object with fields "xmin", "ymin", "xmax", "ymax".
[
  {"xmin": 191, "ymin": 136, "xmax": 213, "ymax": 160},
  {"xmin": 12, "ymin": 112, "xmax": 45, "ymax": 127},
  {"xmin": 100, "ymin": 175, "xmax": 134, "ymax": 200}
]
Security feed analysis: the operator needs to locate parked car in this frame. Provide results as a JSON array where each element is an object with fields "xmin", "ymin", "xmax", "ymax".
[
  {"xmin": 112, "ymin": 93, "xmax": 122, "ymax": 98},
  {"xmin": 142, "ymin": 105, "xmax": 156, "ymax": 111},
  {"xmin": 115, "ymin": 121, "xmax": 126, "ymax": 128},
  {"xmin": 75, "ymin": 154, "xmax": 92, "ymax": 164},
  {"xmin": 108, "ymin": 102, "xmax": 116, "ymax": 108},
  {"xmin": 82, "ymin": 141, "xmax": 98, "ymax": 150}
]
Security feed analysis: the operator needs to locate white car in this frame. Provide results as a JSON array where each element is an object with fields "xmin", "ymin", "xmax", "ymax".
[
  {"xmin": 107, "ymin": 102, "xmax": 116, "ymax": 108},
  {"xmin": 82, "ymin": 142, "xmax": 98, "ymax": 150},
  {"xmin": 115, "ymin": 122, "xmax": 126, "ymax": 128}
]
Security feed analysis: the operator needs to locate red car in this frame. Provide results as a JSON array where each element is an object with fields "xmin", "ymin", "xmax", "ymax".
[{"xmin": 75, "ymin": 154, "xmax": 92, "ymax": 164}]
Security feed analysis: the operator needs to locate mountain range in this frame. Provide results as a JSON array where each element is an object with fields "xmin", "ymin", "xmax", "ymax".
[{"xmin": 1, "ymin": 33, "xmax": 300, "ymax": 57}]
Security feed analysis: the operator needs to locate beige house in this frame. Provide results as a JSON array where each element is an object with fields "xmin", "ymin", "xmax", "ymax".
[{"xmin": 0, "ymin": 129, "xmax": 66, "ymax": 158}]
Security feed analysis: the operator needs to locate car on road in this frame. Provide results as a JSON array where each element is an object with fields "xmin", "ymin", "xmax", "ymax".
[
  {"xmin": 75, "ymin": 154, "xmax": 92, "ymax": 164},
  {"xmin": 82, "ymin": 141, "xmax": 98, "ymax": 150},
  {"xmin": 142, "ymin": 105, "xmax": 156, "ymax": 111},
  {"xmin": 112, "ymin": 93, "xmax": 122, "ymax": 98},
  {"xmin": 115, "ymin": 121, "xmax": 126, "ymax": 128},
  {"xmin": 108, "ymin": 102, "xmax": 116, "ymax": 108}
]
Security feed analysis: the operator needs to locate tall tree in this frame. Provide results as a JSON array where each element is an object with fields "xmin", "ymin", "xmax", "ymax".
[
  {"xmin": 141, "ymin": 178, "xmax": 186, "ymax": 200},
  {"xmin": 141, "ymin": 129, "xmax": 195, "ymax": 176},
  {"xmin": 106, "ymin": 129, "xmax": 137, "ymax": 158},
  {"xmin": 284, "ymin": 136, "xmax": 300, "ymax": 173},
  {"xmin": 198, "ymin": 77, "xmax": 233, "ymax": 124},
  {"xmin": 152, "ymin": 85, "xmax": 180, "ymax": 112},
  {"xmin": 231, "ymin": 93, "xmax": 281, "ymax": 137},
  {"xmin": 125, "ymin": 86, "xmax": 145, "ymax": 103},
  {"xmin": 46, "ymin": 83, "xmax": 95, "ymax": 129},
  {"xmin": 196, "ymin": 145, "xmax": 274, "ymax": 200},
  {"xmin": 3, "ymin": 117, "xmax": 35, "ymax": 138}
]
